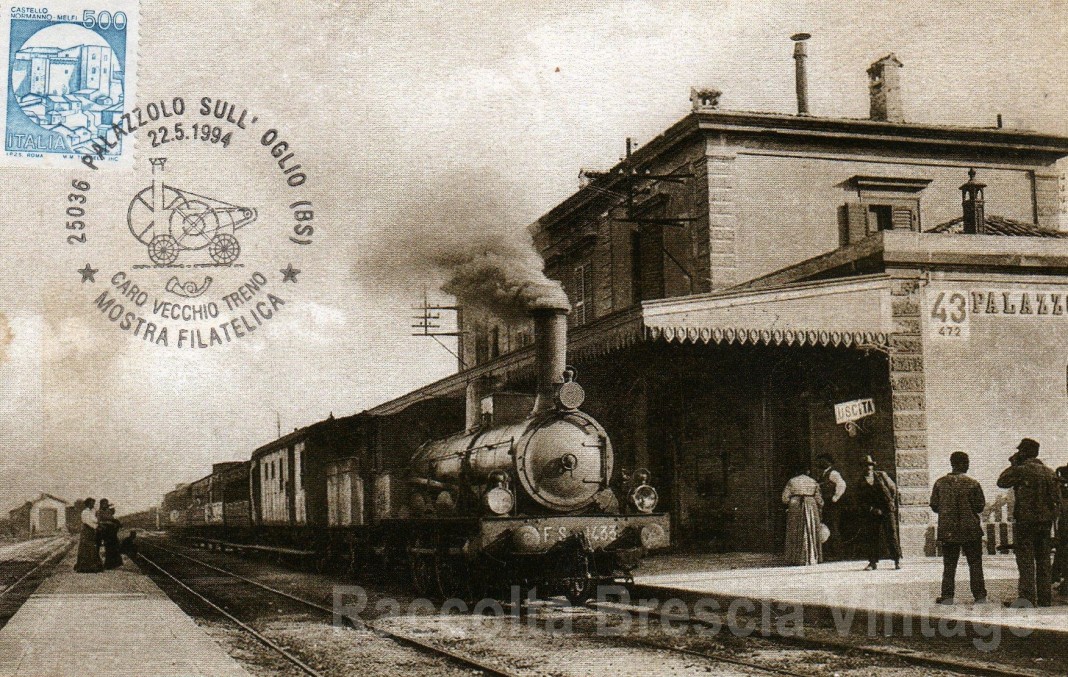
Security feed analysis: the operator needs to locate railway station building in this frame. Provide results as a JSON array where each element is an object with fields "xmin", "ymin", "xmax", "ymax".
[{"xmin": 367, "ymin": 51, "xmax": 1068, "ymax": 558}]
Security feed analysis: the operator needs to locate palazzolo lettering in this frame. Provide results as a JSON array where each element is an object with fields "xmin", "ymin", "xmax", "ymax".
[
  {"xmin": 81, "ymin": 99, "xmax": 186, "ymax": 169},
  {"xmin": 970, "ymin": 290, "xmax": 1068, "ymax": 317}
]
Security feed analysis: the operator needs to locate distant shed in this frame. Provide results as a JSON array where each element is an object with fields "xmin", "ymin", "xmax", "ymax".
[{"xmin": 8, "ymin": 493, "xmax": 71, "ymax": 535}]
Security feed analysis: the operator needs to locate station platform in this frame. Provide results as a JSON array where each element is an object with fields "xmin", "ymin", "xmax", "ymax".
[
  {"xmin": 0, "ymin": 552, "xmax": 250, "ymax": 677},
  {"xmin": 633, "ymin": 553, "xmax": 1068, "ymax": 640}
]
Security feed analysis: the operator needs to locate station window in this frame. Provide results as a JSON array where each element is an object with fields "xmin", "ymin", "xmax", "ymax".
[
  {"xmin": 841, "ymin": 175, "xmax": 928, "ymax": 244},
  {"xmin": 572, "ymin": 262, "xmax": 593, "ymax": 326}
]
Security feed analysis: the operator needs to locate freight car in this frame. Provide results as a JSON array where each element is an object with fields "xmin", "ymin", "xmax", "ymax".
[{"xmin": 167, "ymin": 296, "xmax": 670, "ymax": 602}]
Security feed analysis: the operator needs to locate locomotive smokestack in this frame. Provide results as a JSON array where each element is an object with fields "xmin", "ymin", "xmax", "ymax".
[
  {"xmin": 530, "ymin": 284, "xmax": 571, "ymax": 416},
  {"xmin": 791, "ymin": 33, "xmax": 811, "ymax": 116}
]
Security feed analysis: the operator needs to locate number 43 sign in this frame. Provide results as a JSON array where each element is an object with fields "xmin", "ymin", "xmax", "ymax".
[{"xmin": 928, "ymin": 290, "xmax": 970, "ymax": 340}]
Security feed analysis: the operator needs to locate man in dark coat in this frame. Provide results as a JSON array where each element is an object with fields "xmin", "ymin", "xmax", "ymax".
[
  {"xmin": 931, "ymin": 452, "xmax": 987, "ymax": 604},
  {"xmin": 997, "ymin": 438, "xmax": 1061, "ymax": 607},
  {"xmin": 857, "ymin": 456, "xmax": 900, "ymax": 570}
]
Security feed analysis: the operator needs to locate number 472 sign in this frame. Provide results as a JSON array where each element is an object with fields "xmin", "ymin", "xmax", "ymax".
[{"xmin": 928, "ymin": 290, "xmax": 970, "ymax": 340}]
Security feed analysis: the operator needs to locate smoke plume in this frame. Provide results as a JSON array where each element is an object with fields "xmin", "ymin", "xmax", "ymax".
[{"xmin": 362, "ymin": 172, "xmax": 569, "ymax": 321}]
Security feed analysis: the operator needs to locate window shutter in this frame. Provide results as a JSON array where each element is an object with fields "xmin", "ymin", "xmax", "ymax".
[
  {"xmin": 845, "ymin": 202, "xmax": 868, "ymax": 243},
  {"xmin": 891, "ymin": 206, "xmax": 915, "ymax": 231},
  {"xmin": 572, "ymin": 263, "xmax": 592, "ymax": 326}
]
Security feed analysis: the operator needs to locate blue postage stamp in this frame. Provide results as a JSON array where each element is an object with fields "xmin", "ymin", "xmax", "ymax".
[{"xmin": 1, "ymin": 0, "xmax": 138, "ymax": 166}]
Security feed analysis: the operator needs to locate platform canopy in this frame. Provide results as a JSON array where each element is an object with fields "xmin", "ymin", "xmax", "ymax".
[{"xmin": 640, "ymin": 275, "xmax": 893, "ymax": 350}]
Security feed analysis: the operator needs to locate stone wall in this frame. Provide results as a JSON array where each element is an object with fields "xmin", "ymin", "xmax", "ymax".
[
  {"xmin": 704, "ymin": 148, "xmax": 738, "ymax": 288},
  {"xmin": 888, "ymin": 277, "xmax": 931, "ymax": 556}
]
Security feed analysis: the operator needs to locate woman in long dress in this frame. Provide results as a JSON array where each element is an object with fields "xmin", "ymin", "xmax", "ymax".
[
  {"xmin": 782, "ymin": 469, "xmax": 824, "ymax": 566},
  {"xmin": 97, "ymin": 499, "xmax": 123, "ymax": 569},
  {"xmin": 73, "ymin": 497, "xmax": 103, "ymax": 573}
]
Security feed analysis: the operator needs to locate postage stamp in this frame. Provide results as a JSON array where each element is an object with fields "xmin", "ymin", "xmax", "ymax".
[{"xmin": 0, "ymin": 0, "xmax": 138, "ymax": 167}]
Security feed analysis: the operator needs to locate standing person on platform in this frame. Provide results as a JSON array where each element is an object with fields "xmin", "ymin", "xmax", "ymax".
[
  {"xmin": 931, "ymin": 452, "xmax": 987, "ymax": 604},
  {"xmin": 997, "ymin": 438, "xmax": 1060, "ymax": 607},
  {"xmin": 73, "ymin": 498, "xmax": 103, "ymax": 573},
  {"xmin": 815, "ymin": 454, "xmax": 846, "ymax": 560},
  {"xmin": 96, "ymin": 499, "xmax": 123, "ymax": 569},
  {"xmin": 782, "ymin": 466, "xmax": 824, "ymax": 566},
  {"xmin": 857, "ymin": 456, "xmax": 901, "ymax": 570},
  {"xmin": 1053, "ymin": 466, "xmax": 1068, "ymax": 596}
]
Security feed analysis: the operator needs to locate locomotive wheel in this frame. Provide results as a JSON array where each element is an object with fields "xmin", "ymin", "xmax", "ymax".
[
  {"xmin": 562, "ymin": 550, "xmax": 595, "ymax": 606},
  {"xmin": 148, "ymin": 234, "xmax": 180, "ymax": 265},
  {"xmin": 435, "ymin": 547, "xmax": 487, "ymax": 604},
  {"xmin": 410, "ymin": 537, "xmax": 437, "ymax": 597},
  {"xmin": 208, "ymin": 233, "xmax": 240, "ymax": 264}
]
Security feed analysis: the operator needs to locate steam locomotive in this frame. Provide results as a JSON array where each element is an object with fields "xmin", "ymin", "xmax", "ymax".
[{"xmin": 164, "ymin": 299, "xmax": 669, "ymax": 602}]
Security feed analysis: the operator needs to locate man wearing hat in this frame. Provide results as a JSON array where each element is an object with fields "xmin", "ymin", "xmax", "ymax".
[
  {"xmin": 856, "ymin": 455, "xmax": 900, "ymax": 570},
  {"xmin": 997, "ymin": 438, "xmax": 1061, "ymax": 607}
]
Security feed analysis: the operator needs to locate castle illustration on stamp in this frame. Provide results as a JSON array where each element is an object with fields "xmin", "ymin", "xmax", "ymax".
[
  {"xmin": 3, "ymin": 2, "xmax": 139, "ymax": 164},
  {"xmin": 127, "ymin": 157, "xmax": 258, "ymax": 267}
]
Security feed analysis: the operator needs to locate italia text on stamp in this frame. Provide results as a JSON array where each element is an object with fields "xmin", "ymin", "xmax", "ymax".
[{"xmin": 1, "ymin": 0, "xmax": 138, "ymax": 166}]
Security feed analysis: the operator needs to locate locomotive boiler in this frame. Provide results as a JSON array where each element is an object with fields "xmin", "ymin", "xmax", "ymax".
[{"xmin": 402, "ymin": 297, "xmax": 670, "ymax": 602}]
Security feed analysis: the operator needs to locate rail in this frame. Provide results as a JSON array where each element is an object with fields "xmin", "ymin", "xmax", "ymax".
[
  {"xmin": 585, "ymin": 599, "xmax": 1048, "ymax": 677},
  {"xmin": 137, "ymin": 551, "xmax": 324, "ymax": 677},
  {"xmin": 139, "ymin": 541, "xmax": 521, "ymax": 677},
  {"xmin": 0, "ymin": 538, "xmax": 73, "ymax": 601}
]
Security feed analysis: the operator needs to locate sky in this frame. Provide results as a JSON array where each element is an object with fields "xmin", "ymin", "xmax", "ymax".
[{"xmin": 1, "ymin": 0, "xmax": 1066, "ymax": 513}]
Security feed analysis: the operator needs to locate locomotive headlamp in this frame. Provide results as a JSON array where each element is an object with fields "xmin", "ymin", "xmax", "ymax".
[
  {"xmin": 484, "ymin": 486, "xmax": 515, "ymax": 515},
  {"xmin": 630, "ymin": 484, "xmax": 659, "ymax": 514}
]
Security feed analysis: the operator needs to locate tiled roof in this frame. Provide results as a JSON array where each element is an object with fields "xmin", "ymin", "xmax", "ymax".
[{"xmin": 927, "ymin": 215, "xmax": 1068, "ymax": 238}]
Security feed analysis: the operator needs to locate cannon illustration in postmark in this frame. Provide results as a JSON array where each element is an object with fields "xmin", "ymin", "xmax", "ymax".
[{"xmin": 127, "ymin": 157, "xmax": 257, "ymax": 266}]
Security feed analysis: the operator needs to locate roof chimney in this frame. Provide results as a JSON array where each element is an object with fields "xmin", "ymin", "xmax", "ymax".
[
  {"xmin": 791, "ymin": 33, "xmax": 811, "ymax": 116},
  {"xmin": 868, "ymin": 54, "xmax": 904, "ymax": 122},
  {"xmin": 960, "ymin": 168, "xmax": 987, "ymax": 234},
  {"xmin": 690, "ymin": 86, "xmax": 722, "ymax": 112}
]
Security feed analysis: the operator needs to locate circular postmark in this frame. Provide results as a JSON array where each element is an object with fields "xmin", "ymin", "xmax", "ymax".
[{"xmin": 64, "ymin": 96, "xmax": 315, "ymax": 348}]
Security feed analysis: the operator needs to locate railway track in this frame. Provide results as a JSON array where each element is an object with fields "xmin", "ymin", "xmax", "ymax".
[
  {"xmin": 142, "ymin": 539, "xmax": 958, "ymax": 677},
  {"xmin": 0, "ymin": 538, "xmax": 73, "ymax": 627},
  {"xmin": 583, "ymin": 599, "xmax": 1049, "ymax": 677},
  {"xmin": 138, "ymin": 541, "xmax": 522, "ymax": 677}
]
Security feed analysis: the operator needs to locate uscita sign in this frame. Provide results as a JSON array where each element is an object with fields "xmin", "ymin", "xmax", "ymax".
[{"xmin": 834, "ymin": 398, "xmax": 875, "ymax": 424}]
